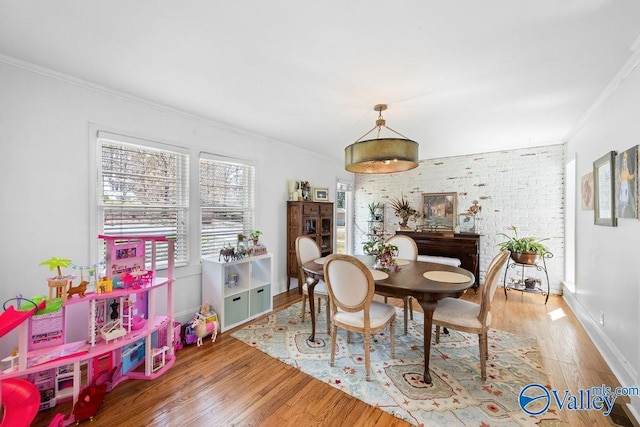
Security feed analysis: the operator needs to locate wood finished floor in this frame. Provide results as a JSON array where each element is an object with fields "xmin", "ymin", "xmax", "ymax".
[{"xmin": 32, "ymin": 288, "xmax": 628, "ymax": 426}]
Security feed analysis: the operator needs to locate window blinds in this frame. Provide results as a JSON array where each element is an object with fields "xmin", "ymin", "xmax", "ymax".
[
  {"xmin": 199, "ymin": 154, "xmax": 255, "ymax": 256},
  {"xmin": 97, "ymin": 132, "xmax": 189, "ymax": 266}
]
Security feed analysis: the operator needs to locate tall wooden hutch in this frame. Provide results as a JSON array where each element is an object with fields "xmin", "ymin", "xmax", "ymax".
[{"xmin": 286, "ymin": 201, "xmax": 334, "ymax": 292}]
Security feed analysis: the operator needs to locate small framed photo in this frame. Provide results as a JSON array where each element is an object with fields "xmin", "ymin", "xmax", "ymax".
[
  {"xmin": 594, "ymin": 151, "xmax": 617, "ymax": 227},
  {"xmin": 312, "ymin": 187, "xmax": 329, "ymax": 202},
  {"xmin": 457, "ymin": 213, "xmax": 476, "ymax": 233}
]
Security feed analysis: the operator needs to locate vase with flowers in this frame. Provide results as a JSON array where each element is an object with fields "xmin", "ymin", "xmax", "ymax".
[
  {"xmin": 363, "ymin": 237, "xmax": 400, "ymax": 272},
  {"xmin": 389, "ymin": 194, "xmax": 419, "ymax": 230}
]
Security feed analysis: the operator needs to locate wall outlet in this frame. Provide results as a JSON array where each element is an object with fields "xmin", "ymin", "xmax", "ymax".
[{"xmin": 599, "ymin": 311, "xmax": 605, "ymax": 327}]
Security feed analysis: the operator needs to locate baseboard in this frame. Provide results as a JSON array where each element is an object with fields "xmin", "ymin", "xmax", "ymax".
[{"xmin": 562, "ymin": 290, "xmax": 639, "ymax": 423}]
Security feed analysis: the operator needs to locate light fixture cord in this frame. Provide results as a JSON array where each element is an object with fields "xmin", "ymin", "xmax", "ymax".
[{"xmin": 353, "ymin": 106, "xmax": 412, "ymax": 142}]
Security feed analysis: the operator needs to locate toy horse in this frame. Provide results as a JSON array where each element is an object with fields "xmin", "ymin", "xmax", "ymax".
[{"xmin": 191, "ymin": 317, "xmax": 207, "ymax": 347}]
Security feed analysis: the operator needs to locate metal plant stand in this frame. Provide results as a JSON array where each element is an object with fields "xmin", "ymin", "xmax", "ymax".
[{"xmin": 503, "ymin": 252, "xmax": 553, "ymax": 304}]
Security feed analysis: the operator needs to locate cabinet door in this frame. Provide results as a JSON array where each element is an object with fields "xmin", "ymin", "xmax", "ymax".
[
  {"xmin": 224, "ymin": 291, "xmax": 249, "ymax": 328},
  {"xmin": 249, "ymin": 285, "xmax": 270, "ymax": 316}
]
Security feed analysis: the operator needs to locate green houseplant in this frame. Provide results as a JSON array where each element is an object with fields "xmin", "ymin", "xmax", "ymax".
[
  {"xmin": 497, "ymin": 226, "xmax": 549, "ymax": 265},
  {"xmin": 367, "ymin": 201, "xmax": 383, "ymax": 220}
]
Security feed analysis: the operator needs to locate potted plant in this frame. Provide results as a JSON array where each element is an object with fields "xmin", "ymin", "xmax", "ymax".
[
  {"xmin": 367, "ymin": 201, "xmax": 383, "ymax": 220},
  {"xmin": 249, "ymin": 230, "xmax": 263, "ymax": 245},
  {"xmin": 497, "ymin": 226, "xmax": 549, "ymax": 265},
  {"xmin": 362, "ymin": 237, "xmax": 399, "ymax": 272},
  {"xmin": 388, "ymin": 194, "xmax": 418, "ymax": 230}
]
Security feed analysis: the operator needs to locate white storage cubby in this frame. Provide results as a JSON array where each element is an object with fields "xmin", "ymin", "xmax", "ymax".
[{"xmin": 202, "ymin": 253, "xmax": 273, "ymax": 332}]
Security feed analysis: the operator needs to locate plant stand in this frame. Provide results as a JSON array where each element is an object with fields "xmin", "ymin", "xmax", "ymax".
[{"xmin": 503, "ymin": 252, "xmax": 553, "ymax": 304}]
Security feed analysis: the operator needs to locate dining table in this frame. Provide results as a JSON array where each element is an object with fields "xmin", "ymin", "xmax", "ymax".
[{"xmin": 301, "ymin": 255, "xmax": 475, "ymax": 384}]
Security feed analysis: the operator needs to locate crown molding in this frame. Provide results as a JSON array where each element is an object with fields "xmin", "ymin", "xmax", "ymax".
[{"xmin": 565, "ymin": 33, "xmax": 640, "ymax": 141}]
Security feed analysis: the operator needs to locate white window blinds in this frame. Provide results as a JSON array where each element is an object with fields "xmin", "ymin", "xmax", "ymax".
[
  {"xmin": 97, "ymin": 132, "xmax": 189, "ymax": 266},
  {"xmin": 200, "ymin": 154, "xmax": 255, "ymax": 256}
]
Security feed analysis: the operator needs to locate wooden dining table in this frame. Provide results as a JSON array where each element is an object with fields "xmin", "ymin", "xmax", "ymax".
[{"xmin": 301, "ymin": 255, "xmax": 475, "ymax": 384}]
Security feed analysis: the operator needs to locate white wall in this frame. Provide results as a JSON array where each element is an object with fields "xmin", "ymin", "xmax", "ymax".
[
  {"xmin": 354, "ymin": 144, "xmax": 565, "ymax": 290},
  {"xmin": 0, "ymin": 59, "xmax": 345, "ymax": 354},
  {"xmin": 565, "ymin": 55, "xmax": 640, "ymax": 417}
]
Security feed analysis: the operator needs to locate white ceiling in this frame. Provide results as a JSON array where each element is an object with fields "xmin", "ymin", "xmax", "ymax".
[{"xmin": 1, "ymin": 1, "xmax": 639, "ymax": 162}]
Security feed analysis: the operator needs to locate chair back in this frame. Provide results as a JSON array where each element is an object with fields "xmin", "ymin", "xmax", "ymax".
[
  {"xmin": 386, "ymin": 234, "xmax": 418, "ymax": 261},
  {"xmin": 295, "ymin": 236, "xmax": 322, "ymax": 285},
  {"xmin": 323, "ymin": 254, "xmax": 374, "ymax": 317},
  {"xmin": 478, "ymin": 250, "xmax": 510, "ymax": 324}
]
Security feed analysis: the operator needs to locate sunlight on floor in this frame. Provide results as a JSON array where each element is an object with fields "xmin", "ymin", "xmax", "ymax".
[{"xmin": 548, "ymin": 308, "xmax": 566, "ymax": 321}]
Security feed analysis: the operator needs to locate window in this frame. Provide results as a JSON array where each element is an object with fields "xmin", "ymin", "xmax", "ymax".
[
  {"xmin": 200, "ymin": 154, "xmax": 255, "ymax": 256},
  {"xmin": 97, "ymin": 131, "xmax": 189, "ymax": 266}
]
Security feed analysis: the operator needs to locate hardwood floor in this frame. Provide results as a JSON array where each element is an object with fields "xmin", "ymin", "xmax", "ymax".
[{"xmin": 32, "ymin": 288, "xmax": 628, "ymax": 426}]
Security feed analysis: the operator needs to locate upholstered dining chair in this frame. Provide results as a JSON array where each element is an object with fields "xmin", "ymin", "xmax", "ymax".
[
  {"xmin": 378, "ymin": 234, "xmax": 418, "ymax": 334},
  {"xmin": 432, "ymin": 250, "xmax": 510, "ymax": 380},
  {"xmin": 295, "ymin": 236, "xmax": 330, "ymax": 333},
  {"xmin": 323, "ymin": 254, "xmax": 396, "ymax": 381}
]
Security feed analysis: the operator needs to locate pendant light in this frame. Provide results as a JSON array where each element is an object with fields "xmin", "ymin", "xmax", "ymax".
[{"xmin": 344, "ymin": 104, "xmax": 419, "ymax": 174}]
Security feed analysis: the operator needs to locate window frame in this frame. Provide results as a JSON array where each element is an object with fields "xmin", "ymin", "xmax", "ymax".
[
  {"xmin": 199, "ymin": 152, "xmax": 256, "ymax": 258},
  {"xmin": 92, "ymin": 129, "xmax": 190, "ymax": 268}
]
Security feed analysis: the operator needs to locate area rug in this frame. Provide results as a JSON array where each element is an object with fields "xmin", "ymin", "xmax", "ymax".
[{"xmin": 231, "ymin": 302, "xmax": 560, "ymax": 426}]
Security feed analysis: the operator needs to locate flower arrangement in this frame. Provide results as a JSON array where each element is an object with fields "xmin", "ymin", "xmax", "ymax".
[
  {"xmin": 363, "ymin": 238, "xmax": 400, "ymax": 272},
  {"xmin": 388, "ymin": 194, "xmax": 419, "ymax": 228}
]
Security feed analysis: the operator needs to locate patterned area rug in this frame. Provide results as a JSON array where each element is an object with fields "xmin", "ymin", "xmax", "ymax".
[{"xmin": 231, "ymin": 302, "xmax": 560, "ymax": 426}]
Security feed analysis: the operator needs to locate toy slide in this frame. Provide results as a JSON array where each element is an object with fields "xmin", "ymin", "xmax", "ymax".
[
  {"xmin": 0, "ymin": 299, "xmax": 46, "ymax": 339},
  {"xmin": 0, "ymin": 378, "xmax": 41, "ymax": 427}
]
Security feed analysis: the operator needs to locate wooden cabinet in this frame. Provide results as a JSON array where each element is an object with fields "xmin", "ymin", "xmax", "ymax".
[
  {"xmin": 396, "ymin": 231, "xmax": 481, "ymax": 288},
  {"xmin": 286, "ymin": 201, "xmax": 334, "ymax": 292},
  {"xmin": 201, "ymin": 254, "xmax": 273, "ymax": 332}
]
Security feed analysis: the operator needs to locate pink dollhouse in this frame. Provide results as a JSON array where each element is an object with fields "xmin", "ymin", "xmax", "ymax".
[{"xmin": 0, "ymin": 235, "xmax": 176, "ymax": 426}]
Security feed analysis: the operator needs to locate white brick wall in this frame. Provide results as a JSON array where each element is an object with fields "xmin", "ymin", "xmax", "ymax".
[{"xmin": 354, "ymin": 144, "xmax": 565, "ymax": 294}]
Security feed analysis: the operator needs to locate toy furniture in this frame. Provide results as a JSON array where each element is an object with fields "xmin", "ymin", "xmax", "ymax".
[{"xmin": 0, "ymin": 235, "xmax": 176, "ymax": 425}]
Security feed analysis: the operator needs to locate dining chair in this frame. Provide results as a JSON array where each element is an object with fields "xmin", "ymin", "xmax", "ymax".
[
  {"xmin": 432, "ymin": 250, "xmax": 510, "ymax": 380},
  {"xmin": 295, "ymin": 236, "xmax": 330, "ymax": 333},
  {"xmin": 378, "ymin": 234, "xmax": 418, "ymax": 334},
  {"xmin": 323, "ymin": 254, "xmax": 396, "ymax": 381}
]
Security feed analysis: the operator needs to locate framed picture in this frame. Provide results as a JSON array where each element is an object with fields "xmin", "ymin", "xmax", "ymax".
[
  {"xmin": 312, "ymin": 187, "xmax": 329, "ymax": 202},
  {"xmin": 615, "ymin": 145, "xmax": 638, "ymax": 219},
  {"xmin": 457, "ymin": 213, "xmax": 476, "ymax": 233},
  {"xmin": 593, "ymin": 151, "xmax": 617, "ymax": 227},
  {"xmin": 580, "ymin": 171, "xmax": 594, "ymax": 210},
  {"xmin": 421, "ymin": 192, "xmax": 457, "ymax": 232}
]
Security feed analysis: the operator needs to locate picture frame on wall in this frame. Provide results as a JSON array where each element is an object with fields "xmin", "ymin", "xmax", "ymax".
[
  {"xmin": 312, "ymin": 187, "xmax": 329, "ymax": 202},
  {"xmin": 615, "ymin": 145, "xmax": 638, "ymax": 219},
  {"xmin": 422, "ymin": 192, "xmax": 457, "ymax": 232},
  {"xmin": 593, "ymin": 151, "xmax": 617, "ymax": 227},
  {"xmin": 580, "ymin": 171, "xmax": 594, "ymax": 211}
]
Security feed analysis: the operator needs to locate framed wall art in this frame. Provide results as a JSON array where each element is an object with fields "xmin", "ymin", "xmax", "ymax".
[
  {"xmin": 593, "ymin": 151, "xmax": 617, "ymax": 227},
  {"xmin": 421, "ymin": 192, "xmax": 457, "ymax": 232},
  {"xmin": 615, "ymin": 145, "xmax": 638, "ymax": 219},
  {"xmin": 312, "ymin": 187, "xmax": 329, "ymax": 202},
  {"xmin": 580, "ymin": 171, "xmax": 594, "ymax": 211}
]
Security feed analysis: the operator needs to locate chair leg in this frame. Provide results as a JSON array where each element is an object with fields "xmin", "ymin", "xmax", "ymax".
[
  {"xmin": 384, "ymin": 296, "xmax": 388, "ymax": 303},
  {"xmin": 317, "ymin": 297, "xmax": 322, "ymax": 313},
  {"xmin": 479, "ymin": 332, "xmax": 487, "ymax": 380},
  {"xmin": 390, "ymin": 318, "xmax": 396, "ymax": 358},
  {"xmin": 435, "ymin": 325, "xmax": 440, "ymax": 343},
  {"xmin": 325, "ymin": 300, "xmax": 330, "ymax": 334},
  {"xmin": 364, "ymin": 333, "xmax": 371, "ymax": 381},
  {"xmin": 402, "ymin": 297, "xmax": 408, "ymax": 335},
  {"xmin": 301, "ymin": 294, "xmax": 307, "ymax": 322},
  {"xmin": 330, "ymin": 325, "xmax": 337, "ymax": 367},
  {"xmin": 408, "ymin": 296, "xmax": 414, "ymax": 320}
]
